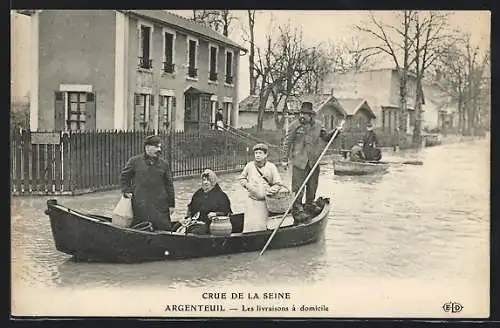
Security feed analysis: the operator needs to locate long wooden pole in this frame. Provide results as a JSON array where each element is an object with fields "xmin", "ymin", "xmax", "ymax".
[{"xmin": 259, "ymin": 120, "xmax": 345, "ymax": 256}]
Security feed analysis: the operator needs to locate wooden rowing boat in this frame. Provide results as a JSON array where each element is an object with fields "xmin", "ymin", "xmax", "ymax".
[
  {"xmin": 333, "ymin": 160, "xmax": 390, "ymax": 176},
  {"xmin": 44, "ymin": 198, "xmax": 331, "ymax": 263}
]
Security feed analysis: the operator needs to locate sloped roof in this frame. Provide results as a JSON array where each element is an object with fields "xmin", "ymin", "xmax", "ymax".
[
  {"xmin": 336, "ymin": 98, "xmax": 376, "ymax": 118},
  {"xmin": 239, "ymin": 94, "xmax": 301, "ymax": 113},
  {"xmin": 239, "ymin": 95, "xmax": 263, "ymax": 112},
  {"xmin": 124, "ymin": 10, "xmax": 247, "ymax": 52},
  {"xmin": 239, "ymin": 93, "xmax": 353, "ymax": 118}
]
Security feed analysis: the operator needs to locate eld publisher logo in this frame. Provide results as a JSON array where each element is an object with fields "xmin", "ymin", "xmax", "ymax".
[{"xmin": 442, "ymin": 302, "xmax": 463, "ymax": 313}]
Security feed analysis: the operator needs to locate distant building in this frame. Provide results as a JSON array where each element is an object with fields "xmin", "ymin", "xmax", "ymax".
[
  {"xmin": 320, "ymin": 68, "xmax": 453, "ymax": 134},
  {"xmin": 20, "ymin": 10, "xmax": 247, "ymax": 132}
]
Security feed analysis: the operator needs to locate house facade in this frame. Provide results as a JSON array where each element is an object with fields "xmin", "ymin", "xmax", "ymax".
[
  {"xmin": 320, "ymin": 68, "xmax": 450, "ymax": 134},
  {"xmin": 24, "ymin": 10, "xmax": 246, "ymax": 132}
]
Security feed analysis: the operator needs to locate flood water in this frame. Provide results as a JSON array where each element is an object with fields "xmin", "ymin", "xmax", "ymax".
[{"xmin": 11, "ymin": 137, "xmax": 490, "ymax": 317}]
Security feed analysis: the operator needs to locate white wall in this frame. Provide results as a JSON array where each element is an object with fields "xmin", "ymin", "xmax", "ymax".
[{"xmin": 11, "ymin": 11, "xmax": 32, "ymax": 104}]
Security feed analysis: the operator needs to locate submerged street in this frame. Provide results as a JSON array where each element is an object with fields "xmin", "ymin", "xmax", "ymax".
[{"xmin": 11, "ymin": 138, "xmax": 490, "ymax": 317}]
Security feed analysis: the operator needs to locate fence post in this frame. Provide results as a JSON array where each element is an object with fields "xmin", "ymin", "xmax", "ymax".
[
  {"xmin": 53, "ymin": 133, "xmax": 62, "ymax": 192},
  {"xmin": 14, "ymin": 129, "xmax": 22, "ymax": 193},
  {"xmin": 167, "ymin": 130, "xmax": 173, "ymax": 170},
  {"xmin": 62, "ymin": 132, "xmax": 70, "ymax": 192},
  {"xmin": 22, "ymin": 130, "xmax": 31, "ymax": 193}
]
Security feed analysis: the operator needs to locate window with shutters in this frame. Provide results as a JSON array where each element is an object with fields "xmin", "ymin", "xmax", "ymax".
[
  {"xmin": 162, "ymin": 28, "xmax": 175, "ymax": 74},
  {"xmin": 210, "ymin": 99, "xmax": 218, "ymax": 127},
  {"xmin": 186, "ymin": 37, "xmax": 198, "ymax": 79},
  {"xmin": 67, "ymin": 92, "xmax": 87, "ymax": 131},
  {"xmin": 223, "ymin": 101, "xmax": 232, "ymax": 125},
  {"xmin": 159, "ymin": 95, "xmax": 174, "ymax": 130},
  {"xmin": 134, "ymin": 93, "xmax": 151, "ymax": 128},
  {"xmin": 225, "ymin": 50, "xmax": 234, "ymax": 85},
  {"xmin": 138, "ymin": 23, "xmax": 153, "ymax": 70},
  {"xmin": 209, "ymin": 44, "xmax": 218, "ymax": 82}
]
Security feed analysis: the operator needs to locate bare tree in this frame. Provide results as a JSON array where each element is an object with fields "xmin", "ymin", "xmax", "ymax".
[
  {"xmin": 247, "ymin": 10, "xmax": 257, "ymax": 95},
  {"xmin": 269, "ymin": 23, "xmax": 318, "ymax": 130},
  {"xmin": 192, "ymin": 10, "xmax": 220, "ymax": 31},
  {"xmin": 410, "ymin": 11, "xmax": 451, "ymax": 144},
  {"xmin": 330, "ymin": 37, "xmax": 378, "ymax": 73},
  {"xmin": 436, "ymin": 44, "xmax": 468, "ymax": 133},
  {"xmin": 254, "ymin": 31, "xmax": 285, "ymax": 131},
  {"xmin": 192, "ymin": 10, "xmax": 236, "ymax": 37},
  {"xmin": 295, "ymin": 38, "xmax": 375, "ymax": 95},
  {"xmin": 355, "ymin": 11, "xmax": 416, "ymax": 144},
  {"xmin": 219, "ymin": 10, "xmax": 236, "ymax": 37},
  {"xmin": 296, "ymin": 46, "xmax": 331, "ymax": 94}
]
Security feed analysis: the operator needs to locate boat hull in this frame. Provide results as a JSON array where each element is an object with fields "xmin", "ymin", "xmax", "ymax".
[
  {"xmin": 45, "ymin": 199, "xmax": 330, "ymax": 263},
  {"xmin": 333, "ymin": 160, "xmax": 389, "ymax": 176}
]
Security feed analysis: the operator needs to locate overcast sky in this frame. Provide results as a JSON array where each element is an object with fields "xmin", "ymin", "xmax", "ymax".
[{"xmin": 170, "ymin": 10, "xmax": 491, "ymax": 100}]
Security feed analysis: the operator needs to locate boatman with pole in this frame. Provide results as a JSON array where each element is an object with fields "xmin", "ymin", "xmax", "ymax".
[
  {"xmin": 260, "ymin": 106, "xmax": 345, "ymax": 256},
  {"xmin": 283, "ymin": 101, "xmax": 344, "ymax": 216}
]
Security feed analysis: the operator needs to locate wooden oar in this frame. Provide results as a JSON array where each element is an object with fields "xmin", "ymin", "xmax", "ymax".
[
  {"xmin": 368, "ymin": 160, "xmax": 423, "ymax": 165},
  {"xmin": 259, "ymin": 120, "xmax": 345, "ymax": 257}
]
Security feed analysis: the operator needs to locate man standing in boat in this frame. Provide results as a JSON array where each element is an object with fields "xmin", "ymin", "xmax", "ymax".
[
  {"xmin": 362, "ymin": 122, "xmax": 382, "ymax": 161},
  {"xmin": 120, "ymin": 135, "xmax": 175, "ymax": 231},
  {"xmin": 283, "ymin": 101, "xmax": 343, "ymax": 214}
]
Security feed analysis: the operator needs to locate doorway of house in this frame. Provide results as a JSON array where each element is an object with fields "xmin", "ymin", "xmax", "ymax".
[{"xmin": 184, "ymin": 87, "xmax": 212, "ymax": 133}]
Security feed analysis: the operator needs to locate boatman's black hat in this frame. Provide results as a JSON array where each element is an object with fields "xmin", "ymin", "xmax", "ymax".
[{"xmin": 300, "ymin": 101, "xmax": 315, "ymax": 114}]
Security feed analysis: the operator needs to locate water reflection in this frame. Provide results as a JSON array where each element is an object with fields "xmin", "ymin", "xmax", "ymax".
[
  {"xmin": 54, "ymin": 238, "xmax": 327, "ymax": 288},
  {"xmin": 333, "ymin": 174, "xmax": 386, "ymax": 185}
]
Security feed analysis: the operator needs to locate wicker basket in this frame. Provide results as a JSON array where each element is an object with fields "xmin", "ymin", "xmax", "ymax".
[{"xmin": 265, "ymin": 186, "xmax": 294, "ymax": 213}]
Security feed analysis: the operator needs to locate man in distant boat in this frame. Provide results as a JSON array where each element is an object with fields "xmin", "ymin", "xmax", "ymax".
[
  {"xmin": 120, "ymin": 135, "xmax": 175, "ymax": 231},
  {"xmin": 283, "ymin": 101, "xmax": 343, "ymax": 214},
  {"xmin": 362, "ymin": 122, "xmax": 382, "ymax": 161},
  {"xmin": 349, "ymin": 140, "xmax": 366, "ymax": 162}
]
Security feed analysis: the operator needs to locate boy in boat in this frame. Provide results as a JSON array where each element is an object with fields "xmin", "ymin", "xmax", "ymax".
[
  {"xmin": 239, "ymin": 143, "xmax": 282, "ymax": 233},
  {"xmin": 283, "ymin": 101, "xmax": 343, "ymax": 214},
  {"xmin": 173, "ymin": 169, "xmax": 232, "ymax": 234},
  {"xmin": 349, "ymin": 140, "xmax": 366, "ymax": 162},
  {"xmin": 120, "ymin": 135, "xmax": 175, "ymax": 231}
]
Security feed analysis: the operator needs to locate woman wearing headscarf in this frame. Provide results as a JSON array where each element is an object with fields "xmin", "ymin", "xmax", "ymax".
[
  {"xmin": 173, "ymin": 169, "xmax": 232, "ymax": 233},
  {"xmin": 239, "ymin": 143, "xmax": 283, "ymax": 233}
]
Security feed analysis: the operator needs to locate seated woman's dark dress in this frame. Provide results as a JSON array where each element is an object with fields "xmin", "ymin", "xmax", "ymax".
[
  {"xmin": 188, "ymin": 183, "xmax": 232, "ymax": 223},
  {"xmin": 172, "ymin": 170, "xmax": 232, "ymax": 234}
]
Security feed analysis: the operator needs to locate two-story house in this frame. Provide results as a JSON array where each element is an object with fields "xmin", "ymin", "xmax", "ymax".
[{"xmin": 22, "ymin": 10, "xmax": 246, "ymax": 132}]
